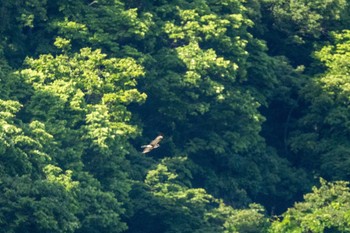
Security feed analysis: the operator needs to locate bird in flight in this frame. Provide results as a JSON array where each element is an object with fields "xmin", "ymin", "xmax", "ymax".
[{"xmin": 141, "ymin": 135, "xmax": 163, "ymax": 154}]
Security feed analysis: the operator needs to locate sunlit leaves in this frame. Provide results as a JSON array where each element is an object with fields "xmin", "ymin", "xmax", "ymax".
[
  {"xmin": 270, "ymin": 179, "xmax": 350, "ymax": 233},
  {"xmin": 131, "ymin": 0, "xmax": 307, "ymax": 215},
  {"xmin": 163, "ymin": 1, "xmax": 252, "ymax": 61},
  {"xmin": 44, "ymin": 165, "xmax": 79, "ymax": 191},
  {"xmin": 143, "ymin": 156, "xmax": 270, "ymax": 233},
  {"xmin": 144, "ymin": 157, "xmax": 224, "ymax": 232},
  {"xmin": 0, "ymin": 100, "xmax": 53, "ymax": 176},
  {"xmin": 52, "ymin": 1, "xmax": 154, "ymax": 53},
  {"xmin": 164, "ymin": 4, "xmax": 250, "ymax": 44},
  {"xmin": 265, "ymin": 0, "xmax": 348, "ymax": 40},
  {"xmin": 11, "ymin": 41, "xmax": 145, "ymax": 231},
  {"xmin": 0, "ymin": 100, "xmax": 22, "ymax": 154},
  {"xmin": 54, "ymin": 37, "xmax": 72, "ymax": 52},
  {"xmin": 54, "ymin": 20, "xmax": 89, "ymax": 42},
  {"xmin": 177, "ymin": 41, "xmax": 238, "ymax": 82},
  {"xmin": 289, "ymin": 30, "xmax": 350, "ymax": 179},
  {"xmin": 316, "ymin": 30, "xmax": 350, "ymax": 75},
  {"xmin": 83, "ymin": 104, "xmax": 137, "ymax": 150},
  {"xmin": 223, "ymin": 203, "xmax": 269, "ymax": 233},
  {"xmin": 3, "ymin": 0, "xmax": 350, "ymax": 232},
  {"xmin": 20, "ymin": 47, "xmax": 145, "ymax": 147}
]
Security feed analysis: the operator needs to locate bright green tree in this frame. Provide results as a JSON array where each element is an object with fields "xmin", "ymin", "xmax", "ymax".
[
  {"xmin": 289, "ymin": 30, "xmax": 350, "ymax": 180},
  {"xmin": 3, "ymin": 0, "xmax": 350, "ymax": 232},
  {"xmin": 0, "ymin": 32, "xmax": 146, "ymax": 231},
  {"xmin": 263, "ymin": 0, "xmax": 348, "ymax": 40},
  {"xmin": 0, "ymin": 97, "xmax": 80, "ymax": 233},
  {"xmin": 270, "ymin": 179, "xmax": 350, "ymax": 233},
  {"xmin": 128, "ymin": 156, "xmax": 270, "ymax": 233},
  {"xmin": 258, "ymin": 0, "xmax": 350, "ymax": 67},
  {"xmin": 132, "ymin": 0, "xmax": 309, "ymax": 210}
]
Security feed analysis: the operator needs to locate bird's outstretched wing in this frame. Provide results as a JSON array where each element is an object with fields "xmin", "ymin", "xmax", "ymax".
[
  {"xmin": 141, "ymin": 145, "xmax": 153, "ymax": 154},
  {"xmin": 149, "ymin": 136, "xmax": 163, "ymax": 147},
  {"xmin": 141, "ymin": 135, "xmax": 163, "ymax": 153}
]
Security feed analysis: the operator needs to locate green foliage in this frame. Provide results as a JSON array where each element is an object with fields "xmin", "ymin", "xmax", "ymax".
[
  {"xmin": 143, "ymin": 157, "xmax": 220, "ymax": 232},
  {"xmin": 14, "ymin": 44, "xmax": 145, "ymax": 232},
  {"xmin": 289, "ymin": 30, "xmax": 350, "ymax": 180},
  {"xmin": 0, "ymin": 0, "xmax": 49, "ymax": 66},
  {"xmin": 130, "ymin": 156, "xmax": 270, "ymax": 233},
  {"xmin": 132, "ymin": 1, "xmax": 307, "ymax": 212},
  {"xmin": 270, "ymin": 179, "xmax": 350, "ymax": 233},
  {"xmin": 44, "ymin": 164, "xmax": 79, "ymax": 191},
  {"xmin": 20, "ymin": 45, "xmax": 145, "ymax": 153},
  {"xmin": 0, "ymin": 175, "xmax": 79, "ymax": 233},
  {"xmin": 51, "ymin": 1, "xmax": 154, "ymax": 54},
  {"xmin": 223, "ymin": 203, "xmax": 269, "ymax": 233},
  {"xmin": 263, "ymin": 0, "xmax": 348, "ymax": 41},
  {"xmin": 1, "ymin": 0, "xmax": 350, "ymax": 232},
  {"xmin": 316, "ymin": 30, "xmax": 350, "ymax": 73},
  {"xmin": 74, "ymin": 179, "xmax": 128, "ymax": 233},
  {"xmin": 0, "ymin": 99, "xmax": 51, "ymax": 177},
  {"xmin": 0, "ymin": 29, "xmax": 146, "ymax": 232},
  {"xmin": 257, "ymin": 0, "xmax": 350, "ymax": 68}
]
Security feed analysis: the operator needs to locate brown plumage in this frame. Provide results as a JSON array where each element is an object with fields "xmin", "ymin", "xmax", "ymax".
[{"xmin": 141, "ymin": 135, "xmax": 163, "ymax": 153}]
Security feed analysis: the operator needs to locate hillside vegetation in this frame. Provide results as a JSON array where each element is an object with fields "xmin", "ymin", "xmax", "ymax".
[{"xmin": 1, "ymin": 0, "xmax": 350, "ymax": 232}]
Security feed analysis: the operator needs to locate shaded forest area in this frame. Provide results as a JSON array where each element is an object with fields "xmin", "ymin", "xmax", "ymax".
[{"xmin": 1, "ymin": 0, "xmax": 350, "ymax": 232}]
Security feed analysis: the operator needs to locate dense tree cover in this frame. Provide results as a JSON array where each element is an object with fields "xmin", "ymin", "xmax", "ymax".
[
  {"xmin": 270, "ymin": 179, "xmax": 350, "ymax": 233},
  {"xmin": 287, "ymin": 30, "xmax": 350, "ymax": 181},
  {"xmin": 1, "ymin": 0, "xmax": 350, "ymax": 232}
]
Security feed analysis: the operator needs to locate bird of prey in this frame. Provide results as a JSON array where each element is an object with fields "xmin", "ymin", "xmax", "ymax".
[{"xmin": 141, "ymin": 135, "xmax": 163, "ymax": 154}]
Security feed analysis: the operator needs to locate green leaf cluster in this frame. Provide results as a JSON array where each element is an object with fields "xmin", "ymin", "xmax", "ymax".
[
  {"xmin": 289, "ymin": 30, "xmax": 350, "ymax": 180},
  {"xmin": 1, "ymin": 0, "xmax": 350, "ymax": 232},
  {"xmin": 270, "ymin": 179, "xmax": 350, "ymax": 233}
]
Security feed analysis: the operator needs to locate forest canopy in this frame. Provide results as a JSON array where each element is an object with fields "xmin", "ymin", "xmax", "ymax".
[{"xmin": 1, "ymin": 0, "xmax": 350, "ymax": 232}]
